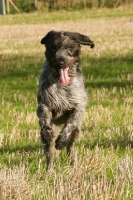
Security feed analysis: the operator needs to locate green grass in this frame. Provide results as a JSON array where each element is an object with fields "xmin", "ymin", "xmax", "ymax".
[
  {"xmin": 0, "ymin": 7, "xmax": 133, "ymax": 200},
  {"xmin": 0, "ymin": 6, "xmax": 133, "ymax": 25}
]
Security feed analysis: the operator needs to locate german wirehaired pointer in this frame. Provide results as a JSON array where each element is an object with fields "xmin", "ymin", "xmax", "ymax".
[{"xmin": 37, "ymin": 30, "xmax": 94, "ymax": 171}]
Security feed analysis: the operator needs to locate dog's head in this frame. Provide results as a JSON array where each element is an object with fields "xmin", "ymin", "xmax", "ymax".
[{"xmin": 41, "ymin": 30, "xmax": 94, "ymax": 86}]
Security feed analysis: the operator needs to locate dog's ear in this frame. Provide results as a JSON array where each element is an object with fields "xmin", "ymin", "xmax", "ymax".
[
  {"xmin": 65, "ymin": 32, "xmax": 95, "ymax": 48},
  {"xmin": 41, "ymin": 30, "xmax": 55, "ymax": 45},
  {"xmin": 76, "ymin": 33, "xmax": 95, "ymax": 48}
]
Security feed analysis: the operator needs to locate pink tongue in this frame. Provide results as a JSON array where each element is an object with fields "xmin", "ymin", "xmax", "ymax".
[{"xmin": 59, "ymin": 67, "xmax": 70, "ymax": 86}]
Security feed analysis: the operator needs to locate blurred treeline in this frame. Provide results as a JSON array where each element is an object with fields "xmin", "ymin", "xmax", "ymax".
[{"xmin": 12, "ymin": 0, "xmax": 133, "ymax": 12}]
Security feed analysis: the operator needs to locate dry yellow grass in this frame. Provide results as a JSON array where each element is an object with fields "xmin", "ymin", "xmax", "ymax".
[
  {"xmin": 1, "ymin": 17, "xmax": 133, "ymax": 56},
  {"xmin": 0, "ymin": 167, "xmax": 31, "ymax": 200}
]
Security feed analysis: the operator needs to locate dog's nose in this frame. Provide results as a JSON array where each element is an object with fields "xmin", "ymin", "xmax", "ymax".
[
  {"xmin": 59, "ymin": 61, "xmax": 64, "ymax": 67},
  {"xmin": 55, "ymin": 60, "xmax": 64, "ymax": 68}
]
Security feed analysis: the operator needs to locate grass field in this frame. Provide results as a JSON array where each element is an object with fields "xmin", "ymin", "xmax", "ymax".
[{"xmin": 0, "ymin": 7, "xmax": 133, "ymax": 200}]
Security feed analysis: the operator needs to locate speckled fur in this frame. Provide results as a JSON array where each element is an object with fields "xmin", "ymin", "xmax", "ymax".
[{"xmin": 37, "ymin": 30, "xmax": 94, "ymax": 170}]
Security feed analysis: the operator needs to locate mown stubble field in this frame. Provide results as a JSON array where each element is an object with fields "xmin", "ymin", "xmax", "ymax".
[{"xmin": 0, "ymin": 8, "xmax": 133, "ymax": 200}]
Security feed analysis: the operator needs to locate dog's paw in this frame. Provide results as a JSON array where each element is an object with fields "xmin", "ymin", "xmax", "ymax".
[{"xmin": 55, "ymin": 134, "xmax": 67, "ymax": 150}]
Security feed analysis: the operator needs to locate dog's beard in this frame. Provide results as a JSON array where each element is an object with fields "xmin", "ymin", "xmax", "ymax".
[{"xmin": 59, "ymin": 67, "xmax": 70, "ymax": 86}]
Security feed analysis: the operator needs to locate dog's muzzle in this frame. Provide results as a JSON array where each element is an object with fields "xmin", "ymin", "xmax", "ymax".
[{"xmin": 54, "ymin": 50, "xmax": 72, "ymax": 86}]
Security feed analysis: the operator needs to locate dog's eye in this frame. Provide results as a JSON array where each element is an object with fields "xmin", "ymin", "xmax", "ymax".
[{"xmin": 68, "ymin": 46, "xmax": 73, "ymax": 50}]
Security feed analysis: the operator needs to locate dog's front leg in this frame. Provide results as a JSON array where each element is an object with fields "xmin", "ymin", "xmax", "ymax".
[
  {"xmin": 37, "ymin": 104, "xmax": 55, "ymax": 171},
  {"xmin": 55, "ymin": 108, "xmax": 84, "ymax": 152}
]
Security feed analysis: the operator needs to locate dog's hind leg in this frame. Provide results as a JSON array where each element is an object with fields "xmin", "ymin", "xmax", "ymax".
[{"xmin": 37, "ymin": 104, "xmax": 55, "ymax": 171}]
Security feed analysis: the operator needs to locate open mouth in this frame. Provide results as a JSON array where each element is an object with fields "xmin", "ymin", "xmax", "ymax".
[{"xmin": 59, "ymin": 67, "xmax": 70, "ymax": 86}]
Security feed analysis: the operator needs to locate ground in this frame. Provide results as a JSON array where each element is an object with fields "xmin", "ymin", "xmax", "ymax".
[{"xmin": 0, "ymin": 8, "xmax": 133, "ymax": 200}]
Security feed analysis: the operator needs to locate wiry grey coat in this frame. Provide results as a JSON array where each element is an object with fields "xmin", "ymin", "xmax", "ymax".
[{"xmin": 37, "ymin": 30, "xmax": 94, "ymax": 171}]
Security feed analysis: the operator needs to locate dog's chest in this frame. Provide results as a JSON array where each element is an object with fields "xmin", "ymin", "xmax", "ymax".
[
  {"xmin": 43, "ymin": 78, "xmax": 87, "ymax": 112},
  {"xmin": 44, "ymin": 84, "xmax": 75, "ymax": 111}
]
